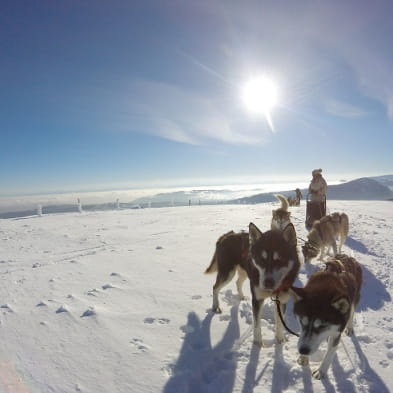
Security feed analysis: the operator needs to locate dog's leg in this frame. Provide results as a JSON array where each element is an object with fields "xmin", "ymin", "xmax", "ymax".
[
  {"xmin": 319, "ymin": 246, "xmax": 325, "ymax": 261},
  {"xmin": 274, "ymin": 300, "xmax": 288, "ymax": 343},
  {"xmin": 212, "ymin": 269, "xmax": 236, "ymax": 313},
  {"xmin": 312, "ymin": 333, "xmax": 341, "ymax": 379},
  {"xmin": 236, "ymin": 267, "xmax": 248, "ymax": 300},
  {"xmin": 252, "ymin": 297, "xmax": 265, "ymax": 346},
  {"xmin": 338, "ymin": 232, "xmax": 345, "ymax": 254},
  {"xmin": 331, "ymin": 240, "xmax": 338, "ymax": 257},
  {"xmin": 297, "ymin": 354, "xmax": 309, "ymax": 366},
  {"xmin": 345, "ymin": 305, "xmax": 355, "ymax": 336}
]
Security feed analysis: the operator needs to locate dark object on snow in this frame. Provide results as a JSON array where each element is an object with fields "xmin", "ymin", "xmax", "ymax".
[{"xmin": 305, "ymin": 196, "xmax": 326, "ymax": 230}]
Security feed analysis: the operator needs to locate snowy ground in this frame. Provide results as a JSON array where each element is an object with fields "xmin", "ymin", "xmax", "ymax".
[{"xmin": 0, "ymin": 201, "xmax": 392, "ymax": 392}]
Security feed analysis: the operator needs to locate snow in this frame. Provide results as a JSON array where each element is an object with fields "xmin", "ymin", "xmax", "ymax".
[{"xmin": 0, "ymin": 201, "xmax": 392, "ymax": 392}]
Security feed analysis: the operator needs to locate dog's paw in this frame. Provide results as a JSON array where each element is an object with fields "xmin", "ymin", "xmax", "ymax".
[
  {"xmin": 297, "ymin": 355, "xmax": 309, "ymax": 366},
  {"xmin": 212, "ymin": 306, "xmax": 222, "ymax": 314},
  {"xmin": 253, "ymin": 339, "xmax": 264, "ymax": 347},
  {"xmin": 345, "ymin": 326, "xmax": 354, "ymax": 336},
  {"xmin": 312, "ymin": 368, "xmax": 326, "ymax": 380},
  {"xmin": 275, "ymin": 335, "xmax": 288, "ymax": 344}
]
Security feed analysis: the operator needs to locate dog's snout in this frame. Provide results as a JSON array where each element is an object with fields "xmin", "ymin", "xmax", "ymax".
[
  {"xmin": 299, "ymin": 345, "xmax": 310, "ymax": 355},
  {"xmin": 263, "ymin": 277, "xmax": 275, "ymax": 289}
]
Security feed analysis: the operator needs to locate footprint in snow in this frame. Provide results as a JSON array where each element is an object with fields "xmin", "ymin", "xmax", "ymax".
[
  {"xmin": 81, "ymin": 308, "xmax": 97, "ymax": 318},
  {"xmin": 56, "ymin": 305, "xmax": 70, "ymax": 314},
  {"xmin": 87, "ymin": 289, "xmax": 101, "ymax": 297},
  {"xmin": 102, "ymin": 283, "xmax": 117, "ymax": 290},
  {"xmin": 130, "ymin": 338, "xmax": 150, "ymax": 353},
  {"xmin": 144, "ymin": 317, "xmax": 170, "ymax": 325},
  {"xmin": 110, "ymin": 272, "xmax": 128, "ymax": 282},
  {"xmin": 1, "ymin": 304, "xmax": 14, "ymax": 313}
]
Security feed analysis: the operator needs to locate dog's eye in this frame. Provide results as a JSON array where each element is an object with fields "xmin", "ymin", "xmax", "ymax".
[
  {"xmin": 300, "ymin": 316, "xmax": 308, "ymax": 326},
  {"xmin": 313, "ymin": 320, "xmax": 328, "ymax": 331}
]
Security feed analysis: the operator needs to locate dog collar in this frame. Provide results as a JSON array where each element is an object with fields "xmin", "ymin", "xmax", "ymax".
[{"xmin": 272, "ymin": 281, "xmax": 290, "ymax": 296}]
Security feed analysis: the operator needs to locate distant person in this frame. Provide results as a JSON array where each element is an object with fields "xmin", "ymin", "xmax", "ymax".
[
  {"xmin": 305, "ymin": 168, "xmax": 327, "ymax": 229},
  {"xmin": 295, "ymin": 188, "xmax": 303, "ymax": 202},
  {"xmin": 288, "ymin": 188, "xmax": 303, "ymax": 206}
]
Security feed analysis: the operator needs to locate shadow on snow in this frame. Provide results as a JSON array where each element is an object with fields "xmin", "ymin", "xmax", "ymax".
[
  {"xmin": 345, "ymin": 236, "xmax": 379, "ymax": 258},
  {"xmin": 162, "ymin": 305, "xmax": 240, "ymax": 393}
]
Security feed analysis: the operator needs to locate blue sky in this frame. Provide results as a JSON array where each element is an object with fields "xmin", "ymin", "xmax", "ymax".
[{"xmin": 1, "ymin": 0, "xmax": 392, "ymax": 195}]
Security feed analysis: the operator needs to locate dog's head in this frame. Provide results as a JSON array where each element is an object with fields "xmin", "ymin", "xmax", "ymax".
[
  {"xmin": 302, "ymin": 241, "xmax": 319, "ymax": 263},
  {"xmin": 289, "ymin": 286, "xmax": 350, "ymax": 355},
  {"xmin": 271, "ymin": 209, "xmax": 291, "ymax": 231},
  {"xmin": 248, "ymin": 222, "xmax": 298, "ymax": 292}
]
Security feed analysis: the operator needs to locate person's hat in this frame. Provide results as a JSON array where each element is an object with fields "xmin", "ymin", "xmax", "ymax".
[{"xmin": 312, "ymin": 168, "xmax": 322, "ymax": 176}]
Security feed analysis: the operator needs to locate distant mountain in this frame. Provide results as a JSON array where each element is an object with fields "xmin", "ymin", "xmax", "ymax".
[
  {"xmin": 371, "ymin": 174, "xmax": 393, "ymax": 191},
  {"xmin": 327, "ymin": 177, "xmax": 393, "ymax": 200},
  {"xmin": 232, "ymin": 176, "xmax": 393, "ymax": 204}
]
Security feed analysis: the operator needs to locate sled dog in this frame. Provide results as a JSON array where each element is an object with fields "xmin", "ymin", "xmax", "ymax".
[
  {"xmin": 302, "ymin": 212, "xmax": 349, "ymax": 263},
  {"xmin": 204, "ymin": 230, "xmax": 249, "ymax": 314},
  {"xmin": 290, "ymin": 254, "xmax": 362, "ymax": 379},
  {"xmin": 288, "ymin": 188, "xmax": 302, "ymax": 207},
  {"xmin": 248, "ymin": 223, "xmax": 300, "ymax": 345},
  {"xmin": 271, "ymin": 194, "xmax": 291, "ymax": 231},
  {"xmin": 205, "ymin": 223, "xmax": 300, "ymax": 345},
  {"xmin": 271, "ymin": 194, "xmax": 297, "ymax": 247}
]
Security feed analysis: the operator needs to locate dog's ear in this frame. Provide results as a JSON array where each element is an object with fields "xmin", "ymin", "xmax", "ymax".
[
  {"xmin": 282, "ymin": 224, "xmax": 297, "ymax": 248},
  {"xmin": 249, "ymin": 222, "xmax": 263, "ymax": 247},
  {"xmin": 288, "ymin": 286, "xmax": 305, "ymax": 302},
  {"xmin": 331, "ymin": 296, "xmax": 350, "ymax": 314}
]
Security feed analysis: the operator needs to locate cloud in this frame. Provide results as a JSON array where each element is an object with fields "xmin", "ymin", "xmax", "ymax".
[
  {"xmin": 123, "ymin": 80, "xmax": 271, "ymax": 145},
  {"xmin": 324, "ymin": 99, "xmax": 369, "ymax": 118}
]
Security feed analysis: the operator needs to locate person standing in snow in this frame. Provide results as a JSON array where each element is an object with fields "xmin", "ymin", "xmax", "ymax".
[
  {"xmin": 305, "ymin": 168, "xmax": 328, "ymax": 229},
  {"xmin": 308, "ymin": 169, "xmax": 327, "ymax": 204}
]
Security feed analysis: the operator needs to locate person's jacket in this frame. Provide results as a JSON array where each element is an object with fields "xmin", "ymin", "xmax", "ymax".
[{"xmin": 308, "ymin": 175, "xmax": 327, "ymax": 202}]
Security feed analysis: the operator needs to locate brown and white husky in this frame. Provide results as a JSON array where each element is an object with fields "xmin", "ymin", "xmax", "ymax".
[{"xmin": 290, "ymin": 254, "xmax": 362, "ymax": 379}]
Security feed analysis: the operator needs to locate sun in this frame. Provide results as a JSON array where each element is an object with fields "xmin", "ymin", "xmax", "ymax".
[
  {"xmin": 241, "ymin": 76, "xmax": 278, "ymax": 116},
  {"xmin": 242, "ymin": 76, "xmax": 278, "ymax": 114}
]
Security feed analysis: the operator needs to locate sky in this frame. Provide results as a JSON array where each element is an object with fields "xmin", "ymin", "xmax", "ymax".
[{"xmin": 1, "ymin": 0, "xmax": 393, "ymax": 196}]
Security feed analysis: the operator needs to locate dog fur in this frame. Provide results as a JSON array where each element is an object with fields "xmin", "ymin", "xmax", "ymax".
[
  {"xmin": 204, "ymin": 230, "xmax": 249, "ymax": 313},
  {"xmin": 271, "ymin": 194, "xmax": 291, "ymax": 231},
  {"xmin": 302, "ymin": 212, "xmax": 349, "ymax": 263},
  {"xmin": 205, "ymin": 223, "xmax": 300, "ymax": 346},
  {"xmin": 290, "ymin": 254, "xmax": 362, "ymax": 379},
  {"xmin": 247, "ymin": 223, "xmax": 300, "ymax": 345}
]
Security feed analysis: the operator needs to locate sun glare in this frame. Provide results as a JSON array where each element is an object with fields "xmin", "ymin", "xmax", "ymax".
[{"xmin": 242, "ymin": 76, "xmax": 278, "ymax": 116}]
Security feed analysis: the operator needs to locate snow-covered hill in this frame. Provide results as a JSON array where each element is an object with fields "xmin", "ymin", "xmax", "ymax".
[
  {"xmin": 0, "ymin": 201, "xmax": 392, "ymax": 392},
  {"xmin": 235, "ymin": 176, "xmax": 393, "ymax": 204},
  {"xmin": 327, "ymin": 177, "xmax": 393, "ymax": 200}
]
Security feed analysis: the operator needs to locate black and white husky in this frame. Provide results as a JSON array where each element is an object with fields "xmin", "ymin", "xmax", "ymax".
[{"xmin": 205, "ymin": 223, "xmax": 300, "ymax": 346}]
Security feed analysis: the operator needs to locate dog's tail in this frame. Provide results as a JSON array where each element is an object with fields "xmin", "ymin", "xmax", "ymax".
[
  {"xmin": 341, "ymin": 213, "xmax": 349, "ymax": 238},
  {"xmin": 205, "ymin": 230, "xmax": 234, "ymax": 274},
  {"xmin": 204, "ymin": 249, "xmax": 218, "ymax": 274},
  {"xmin": 274, "ymin": 194, "xmax": 289, "ymax": 212}
]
